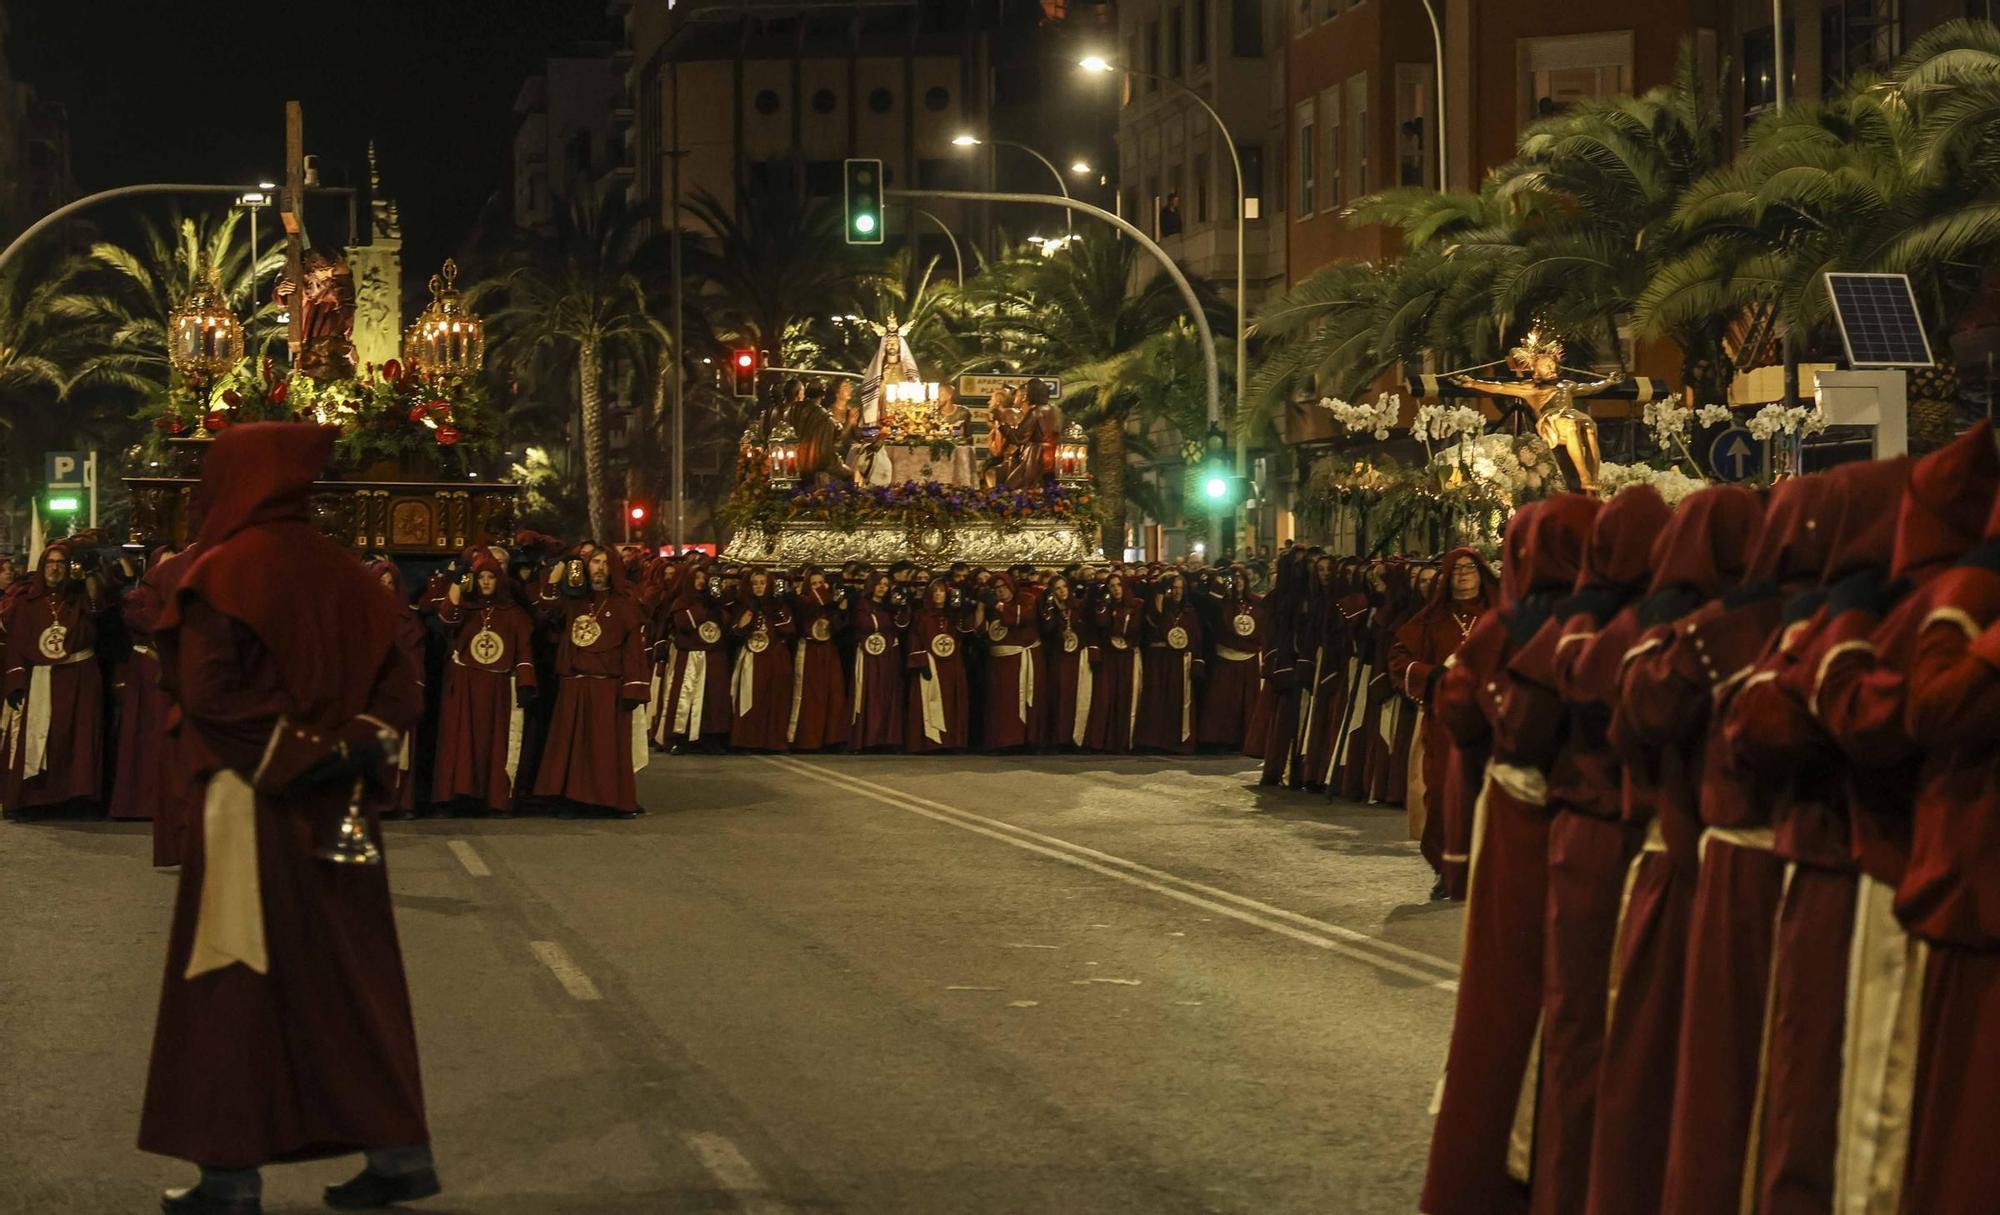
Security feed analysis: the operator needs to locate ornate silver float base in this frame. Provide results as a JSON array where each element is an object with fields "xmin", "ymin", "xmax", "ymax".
[{"xmin": 723, "ymin": 518, "xmax": 1102, "ymax": 567}]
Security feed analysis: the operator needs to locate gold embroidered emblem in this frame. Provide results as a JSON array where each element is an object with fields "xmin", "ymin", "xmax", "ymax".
[
  {"xmin": 1167, "ymin": 626, "xmax": 1190, "ymax": 650},
  {"xmin": 864, "ymin": 633, "xmax": 888, "ymax": 656},
  {"xmin": 468, "ymin": 628, "xmax": 505, "ymax": 665},
  {"xmin": 930, "ymin": 633, "xmax": 957, "ymax": 659},
  {"xmin": 37, "ymin": 624, "xmax": 66, "ymax": 661},
  {"xmin": 570, "ymin": 615, "xmax": 603, "ymax": 648},
  {"xmin": 1233, "ymin": 613, "xmax": 1255, "ymax": 637},
  {"xmin": 697, "ymin": 620, "xmax": 722, "ymax": 645}
]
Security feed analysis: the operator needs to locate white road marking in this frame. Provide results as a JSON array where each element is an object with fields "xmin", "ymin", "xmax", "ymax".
[
  {"xmin": 764, "ymin": 756, "xmax": 1460, "ymax": 992},
  {"xmin": 944, "ymin": 985, "xmax": 1002, "ymax": 991},
  {"xmin": 1003, "ymin": 942, "xmax": 1061, "ymax": 949},
  {"xmin": 527, "ymin": 940, "xmax": 602, "ymax": 1001},
  {"xmin": 1072, "ymin": 977, "xmax": 1143, "ymax": 986},
  {"xmin": 1008, "ymin": 1000, "xmax": 1041, "ymax": 1008},
  {"xmin": 446, "ymin": 839, "xmax": 491, "ymax": 877},
  {"xmin": 683, "ymin": 1132, "xmax": 795, "ymax": 1215}
]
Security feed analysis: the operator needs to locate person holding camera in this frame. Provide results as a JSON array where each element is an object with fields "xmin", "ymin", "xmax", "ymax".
[
  {"xmin": 727, "ymin": 569, "xmax": 796, "ymax": 751},
  {"xmin": 848, "ymin": 572, "xmax": 910, "ymax": 751},
  {"xmin": 531, "ymin": 548, "xmax": 651, "ymax": 817},
  {"xmin": 655, "ymin": 563, "xmax": 734, "ymax": 752},
  {"xmin": 906, "ymin": 577, "xmax": 980, "ymax": 752},
  {"xmin": 789, "ymin": 568, "xmax": 851, "ymax": 752},
  {"xmin": 1134, "ymin": 571, "xmax": 1205, "ymax": 754},
  {"xmin": 1, "ymin": 540, "xmax": 109, "ymax": 815}
]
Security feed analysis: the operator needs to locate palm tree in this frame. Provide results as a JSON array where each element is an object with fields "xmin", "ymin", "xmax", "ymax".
[
  {"xmin": 681, "ymin": 172, "xmax": 866, "ymax": 361},
  {"xmin": 483, "ymin": 192, "xmax": 667, "ymax": 540},
  {"xmin": 969, "ymin": 236, "xmax": 1224, "ymax": 553}
]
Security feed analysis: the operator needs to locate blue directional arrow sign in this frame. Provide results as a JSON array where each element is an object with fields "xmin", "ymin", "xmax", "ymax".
[{"xmin": 1708, "ymin": 426, "xmax": 1762, "ymax": 482}]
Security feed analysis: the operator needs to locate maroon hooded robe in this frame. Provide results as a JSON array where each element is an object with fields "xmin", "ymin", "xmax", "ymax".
[
  {"xmin": 728, "ymin": 586, "xmax": 797, "ymax": 752},
  {"xmin": 657, "ymin": 570, "xmax": 735, "ymax": 750},
  {"xmin": 1038, "ymin": 582, "xmax": 1097, "ymax": 750},
  {"xmin": 2, "ymin": 542, "xmax": 108, "ymax": 812},
  {"xmin": 848, "ymin": 574, "xmax": 910, "ymax": 751},
  {"xmin": 788, "ymin": 580, "xmax": 851, "ymax": 752},
  {"xmin": 532, "ymin": 554, "xmax": 651, "ymax": 812},
  {"xmin": 1087, "ymin": 585, "xmax": 1145, "ymax": 753},
  {"xmin": 1134, "ymin": 587, "xmax": 1204, "ymax": 753},
  {"xmin": 110, "ymin": 548, "xmax": 178, "ymax": 824},
  {"xmin": 140, "ymin": 423, "xmax": 429, "ymax": 1169},
  {"xmin": 1496, "ymin": 485, "xmax": 1670, "ymax": 1215},
  {"xmin": 1421, "ymin": 497, "xmax": 1599, "ymax": 1215},
  {"xmin": 432, "ymin": 553, "xmax": 538, "ymax": 813},
  {"xmin": 981, "ymin": 574, "xmax": 1046, "ymax": 752},
  {"xmin": 1198, "ymin": 586, "xmax": 1262, "ymax": 749},
  {"xmin": 905, "ymin": 580, "xmax": 976, "ymax": 752},
  {"xmin": 369, "ymin": 560, "xmax": 428, "ymax": 815}
]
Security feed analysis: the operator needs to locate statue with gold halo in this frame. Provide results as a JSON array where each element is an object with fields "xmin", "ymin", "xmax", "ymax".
[{"xmin": 1450, "ymin": 325, "xmax": 1616, "ymax": 494}]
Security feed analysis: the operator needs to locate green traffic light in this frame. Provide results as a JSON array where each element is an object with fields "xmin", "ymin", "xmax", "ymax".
[
  {"xmin": 48, "ymin": 495, "xmax": 81, "ymax": 513},
  {"xmin": 1203, "ymin": 476, "xmax": 1228, "ymax": 500},
  {"xmin": 855, "ymin": 213, "xmax": 876, "ymax": 234}
]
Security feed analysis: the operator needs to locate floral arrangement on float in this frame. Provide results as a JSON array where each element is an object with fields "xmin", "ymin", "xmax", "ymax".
[{"xmin": 720, "ymin": 472, "xmax": 1097, "ymax": 550}]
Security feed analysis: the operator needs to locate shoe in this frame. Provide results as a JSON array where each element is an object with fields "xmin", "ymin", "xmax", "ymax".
[
  {"xmin": 1429, "ymin": 876, "xmax": 1449, "ymax": 902},
  {"xmin": 323, "ymin": 1166, "xmax": 442, "ymax": 1210},
  {"xmin": 162, "ymin": 1188, "xmax": 260, "ymax": 1215}
]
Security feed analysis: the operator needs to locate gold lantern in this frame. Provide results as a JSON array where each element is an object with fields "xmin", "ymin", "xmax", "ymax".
[
  {"xmin": 402, "ymin": 258, "xmax": 485, "ymax": 377},
  {"xmin": 167, "ymin": 263, "xmax": 245, "ymax": 384},
  {"xmin": 1057, "ymin": 420, "xmax": 1090, "ymax": 482},
  {"xmin": 767, "ymin": 418, "xmax": 802, "ymax": 487}
]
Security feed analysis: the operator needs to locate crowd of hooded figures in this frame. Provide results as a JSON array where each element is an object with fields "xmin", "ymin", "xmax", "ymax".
[{"xmin": 1408, "ymin": 422, "xmax": 2000, "ymax": 1215}]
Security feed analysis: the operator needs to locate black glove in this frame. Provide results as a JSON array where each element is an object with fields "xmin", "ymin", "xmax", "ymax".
[
  {"xmin": 1782, "ymin": 588, "xmax": 1830, "ymax": 625},
  {"xmin": 1505, "ymin": 595, "xmax": 1554, "ymax": 648},
  {"xmin": 919, "ymin": 664, "xmax": 934, "ymax": 681},
  {"xmin": 621, "ymin": 696, "xmax": 647, "ymax": 712},
  {"xmin": 6, "ymin": 690, "xmax": 23, "ymax": 710},
  {"xmin": 1423, "ymin": 664, "xmax": 1446, "ymax": 703},
  {"xmin": 289, "ymin": 744, "xmax": 367, "ymax": 794},
  {"xmin": 516, "ymin": 687, "xmax": 537, "ymax": 710},
  {"xmin": 1827, "ymin": 568, "xmax": 1901, "ymax": 618},
  {"xmin": 1957, "ymin": 539, "xmax": 2000, "ymax": 573}
]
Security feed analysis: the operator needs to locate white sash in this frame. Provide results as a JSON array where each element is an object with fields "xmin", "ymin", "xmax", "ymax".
[
  {"xmin": 185, "ymin": 768, "xmax": 267, "ymax": 979},
  {"xmin": 732, "ymin": 646, "xmax": 756, "ymax": 718},
  {"xmin": 920, "ymin": 654, "xmax": 947, "ymax": 743},
  {"xmin": 504, "ymin": 675, "xmax": 525, "ymax": 786},
  {"xmin": 1128, "ymin": 648, "xmax": 1144, "ymax": 743},
  {"xmin": 991, "ymin": 642, "xmax": 1038, "ymax": 723},
  {"xmin": 852, "ymin": 647, "xmax": 867, "ymax": 724},
  {"xmin": 673, "ymin": 650, "xmax": 710, "ymax": 740},
  {"xmin": 23, "ymin": 648, "xmax": 95, "ymax": 780},
  {"xmin": 1179, "ymin": 652, "xmax": 1193, "ymax": 742},
  {"xmin": 1072, "ymin": 651, "xmax": 1093, "ymax": 747},
  {"xmin": 787, "ymin": 642, "xmax": 809, "ymax": 742},
  {"xmin": 631, "ymin": 699, "xmax": 650, "ymax": 773}
]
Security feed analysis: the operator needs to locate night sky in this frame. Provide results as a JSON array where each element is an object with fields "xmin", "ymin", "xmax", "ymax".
[{"xmin": 8, "ymin": 0, "xmax": 613, "ymax": 271}]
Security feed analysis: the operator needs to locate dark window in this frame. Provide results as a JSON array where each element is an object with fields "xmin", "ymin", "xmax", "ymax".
[
  {"xmin": 1233, "ymin": 0, "xmax": 1263, "ymax": 57},
  {"xmin": 812, "ymin": 88, "xmax": 837, "ymax": 114},
  {"xmin": 755, "ymin": 88, "xmax": 781, "ymax": 116},
  {"xmin": 1742, "ymin": 22, "xmax": 1792, "ymax": 112},
  {"xmin": 1168, "ymin": 6, "xmax": 1184, "ymax": 78},
  {"xmin": 1194, "ymin": 0, "xmax": 1210, "ymax": 65},
  {"xmin": 924, "ymin": 85, "xmax": 950, "ymax": 112},
  {"xmin": 805, "ymin": 160, "xmax": 844, "ymax": 195},
  {"xmin": 868, "ymin": 87, "xmax": 895, "ymax": 113}
]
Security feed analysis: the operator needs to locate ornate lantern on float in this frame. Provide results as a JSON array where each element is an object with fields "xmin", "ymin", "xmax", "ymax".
[
  {"xmin": 402, "ymin": 258, "xmax": 485, "ymax": 378},
  {"xmin": 767, "ymin": 418, "xmax": 802, "ymax": 487},
  {"xmin": 167, "ymin": 263, "xmax": 245, "ymax": 438},
  {"xmin": 1057, "ymin": 421, "xmax": 1091, "ymax": 483}
]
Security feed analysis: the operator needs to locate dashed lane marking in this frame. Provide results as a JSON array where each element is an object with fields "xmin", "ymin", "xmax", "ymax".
[
  {"xmin": 683, "ymin": 1131, "xmax": 797, "ymax": 1215},
  {"xmin": 446, "ymin": 839, "xmax": 491, "ymax": 877},
  {"xmin": 527, "ymin": 940, "xmax": 603, "ymax": 1001},
  {"xmin": 762, "ymin": 756, "xmax": 1459, "ymax": 993}
]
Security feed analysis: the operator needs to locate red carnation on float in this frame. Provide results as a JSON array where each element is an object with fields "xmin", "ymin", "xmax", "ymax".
[
  {"xmin": 436, "ymin": 426, "xmax": 461, "ymax": 446},
  {"xmin": 382, "ymin": 357, "xmax": 403, "ymax": 383},
  {"xmin": 267, "ymin": 378, "xmax": 290, "ymax": 405}
]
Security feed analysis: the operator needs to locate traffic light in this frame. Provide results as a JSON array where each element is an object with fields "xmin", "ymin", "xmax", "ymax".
[
  {"xmin": 844, "ymin": 158, "xmax": 884, "ymax": 245},
  {"xmin": 628, "ymin": 503, "xmax": 648, "ymax": 524},
  {"xmin": 1199, "ymin": 467, "xmax": 1248, "ymax": 507},
  {"xmin": 730, "ymin": 348, "xmax": 758, "ymax": 398},
  {"xmin": 46, "ymin": 493, "xmax": 82, "ymax": 515}
]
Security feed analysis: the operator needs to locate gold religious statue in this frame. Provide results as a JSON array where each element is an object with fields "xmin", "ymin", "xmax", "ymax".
[{"xmin": 1451, "ymin": 326, "xmax": 1617, "ymax": 494}]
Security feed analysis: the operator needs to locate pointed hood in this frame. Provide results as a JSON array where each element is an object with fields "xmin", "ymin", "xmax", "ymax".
[
  {"xmin": 1892, "ymin": 420, "xmax": 1997, "ymax": 579},
  {"xmin": 1821, "ymin": 457, "xmax": 1912, "ymax": 582},
  {"xmin": 1500, "ymin": 494, "xmax": 1601, "ymax": 605},
  {"xmin": 191, "ymin": 422, "xmax": 334, "ymax": 547},
  {"xmin": 1743, "ymin": 471, "xmax": 1841, "ymax": 589},
  {"xmin": 1645, "ymin": 484, "xmax": 1764, "ymax": 596},
  {"xmin": 1576, "ymin": 484, "xmax": 1672, "ymax": 595}
]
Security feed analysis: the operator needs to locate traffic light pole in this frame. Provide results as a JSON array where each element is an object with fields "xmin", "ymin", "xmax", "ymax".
[{"xmin": 885, "ymin": 188, "xmax": 1224, "ymax": 558}]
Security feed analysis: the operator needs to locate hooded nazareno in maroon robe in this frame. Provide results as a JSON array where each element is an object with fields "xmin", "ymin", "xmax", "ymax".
[
  {"xmin": 1134, "ymin": 585, "xmax": 1204, "ymax": 754},
  {"xmin": 788, "ymin": 578, "xmax": 851, "ymax": 752},
  {"xmin": 1198, "ymin": 584, "xmax": 1261, "ymax": 749},
  {"xmin": 2, "ymin": 542, "xmax": 108, "ymax": 812},
  {"xmin": 140, "ymin": 423, "xmax": 429, "ymax": 1169},
  {"xmin": 657, "ymin": 569, "xmax": 735, "ymax": 750},
  {"xmin": 432, "ymin": 552, "xmax": 538, "ymax": 813},
  {"xmin": 728, "ymin": 582, "xmax": 797, "ymax": 752},
  {"xmin": 1387, "ymin": 548, "xmax": 1497, "ymax": 884},
  {"xmin": 1256, "ymin": 552, "xmax": 1312, "ymax": 785},
  {"xmin": 847, "ymin": 574, "xmax": 909, "ymax": 751},
  {"xmin": 1421, "ymin": 496, "xmax": 1598, "ymax": 1215},
  {"xmin": 532, "ymin": 551, "xmax": 651, "ymax": 812},
  {"xmin": 1586, "ymin": 483, "xmax": 1763, "ymax": 1215},
  {"xmin": 906, "ymin": 580, "xmax": 976, "ymax": 752},
  {"xmin": 110, "ymin": 547, "xmax": 178, "ymax": 826},
  {"xmin": 1086, "ymin": 580, "xmax": 1144, "ymax": 754},
  {"xmin": 980, "ymin": 573, "xmax": 1045, "ymax": 752},
  {"xmin": 1496, "ymin": 484, "xmax": 1668, "ymax": 1215},
  {"xmin": 1038, "ymin": 580, "xmax": 1096, "ymax": 749}
]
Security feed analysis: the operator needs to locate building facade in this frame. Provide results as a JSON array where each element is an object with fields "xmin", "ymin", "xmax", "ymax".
[{"xmin": 510, "ymin": 51, "xmax": 625, "ymax": 231}]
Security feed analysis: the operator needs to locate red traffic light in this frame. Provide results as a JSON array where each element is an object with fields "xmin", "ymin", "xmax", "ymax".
[
  {"xmin": 734, "ymin": 350, "xmax": 755, "ymax": 369},
  {"xmin": 629, "ymin": 504, "xmax": 648, "ymax": 522}
]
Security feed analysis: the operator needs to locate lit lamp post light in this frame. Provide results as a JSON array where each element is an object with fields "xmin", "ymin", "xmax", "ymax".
[
  {"xmin": 402, "ymin": 257, "xmax": 486, "ymax": 378},
  {"xmin": 953, "ymin": 132, "xmax": 1073, "ymax": 232},
  {"xmin": 167, "ymin": 262, "xmax": 245, "ymax": 439}
]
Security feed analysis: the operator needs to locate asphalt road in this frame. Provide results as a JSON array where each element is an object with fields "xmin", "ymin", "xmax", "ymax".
[{"xmin": 0, "ymin": 754, "xmax": 1463, "ymax": 1215}]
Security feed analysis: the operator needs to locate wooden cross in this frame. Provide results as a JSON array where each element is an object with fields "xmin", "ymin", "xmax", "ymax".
[{"xmin": 280, "ymin": 100, "xmax": 308, "ymax": 357}]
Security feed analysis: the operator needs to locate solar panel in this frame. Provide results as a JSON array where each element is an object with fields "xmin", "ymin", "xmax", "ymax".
[{"xmin": 1825, "ymin": 272, "xmax": 1936, "ymax": 369}]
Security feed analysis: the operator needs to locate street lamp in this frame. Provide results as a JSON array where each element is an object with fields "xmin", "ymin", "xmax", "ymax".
[
  {"xmin": 234, "ymin": 184, "xmax": 275, "ymax": 305},
  {"xmin": 1070, "ymin": 161, "xmax": 1092, "ymax": 176},
  {"xmin": 952, "ymin": 133, "xmax": 1073, "ymax": 232},
  {"xmin": 1081, "ymin": 54, "xmax": 1250, "ymax": 553}
]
